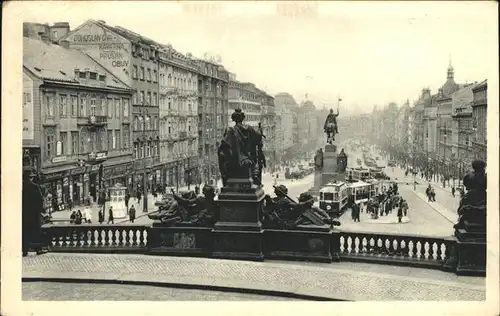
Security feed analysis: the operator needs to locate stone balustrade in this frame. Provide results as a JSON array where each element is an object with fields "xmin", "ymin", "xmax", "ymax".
[{"xmin": 41, "ymin": 224, "xmax": 454, "ymax": 271}]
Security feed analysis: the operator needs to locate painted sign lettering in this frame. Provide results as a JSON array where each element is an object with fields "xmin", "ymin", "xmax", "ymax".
[
  {"xmin": 74, "ymin": 34, "xmax": 118, "ymax": 43},
  {"xmin": 111, "ymin": 60, "xmax": 129, "ymax": 68},
  {"xmin": 100, "ymin": 51, "xmax": 124, "ymax": 60}
]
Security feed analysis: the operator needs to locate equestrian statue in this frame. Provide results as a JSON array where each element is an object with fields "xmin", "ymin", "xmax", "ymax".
[{"xmin": 323, "ymin": 108, "xmax": 339, "ymax": 144}]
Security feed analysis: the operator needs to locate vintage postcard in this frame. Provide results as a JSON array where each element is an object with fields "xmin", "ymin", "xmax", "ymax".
[{"xmin": 2, "ymin": 1, "xmax": 499, "ymax": 316}]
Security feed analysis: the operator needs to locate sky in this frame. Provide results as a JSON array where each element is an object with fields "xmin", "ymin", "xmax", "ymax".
[{"xmin": 15, "ymin": 1, "xmax": 497, "ymax": 115}]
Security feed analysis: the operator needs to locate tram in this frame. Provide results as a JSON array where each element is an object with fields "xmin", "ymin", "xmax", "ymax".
[
  {"xmin": 346, "ymin": 167, "xmax": 370, "ymax": 182},
  {"xmin": 318, "ymin": 181, "xmax": 349, "ymax": 216},
  {"xmin": 369, "ymin": 166, "xmax": 384, "ymax": 179},
  {"xmin": 348, "ymin": 181, "xmax": 371, "ymax": 204},
  {"xmin": 365, "ymin": 178, "xmax": 382, "ymax": 198}
]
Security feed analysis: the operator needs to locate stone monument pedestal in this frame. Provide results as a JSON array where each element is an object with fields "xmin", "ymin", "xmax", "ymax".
[
  {"xmin": 454, "ymin": 220, "xmax": 486, "ymax": 276},
  {"xmin": 148, "ymin": 223, "xmax": 212, "ymax": 257},
  {"xmin": 212, "ymin": 177, "xmax": 265, "ymax": 261}
]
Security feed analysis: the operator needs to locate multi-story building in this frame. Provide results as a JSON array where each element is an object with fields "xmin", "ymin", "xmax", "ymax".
[
  {"xmin": 61, "ymin": 19, "xmax": 162, "ymax": 193},
  {"xmin": 196, "ymin": 59, "xmax": 229, "ymax": 185},
  {"xmin": 228, "ymin": 80, "xmax": 262, "ymax": 128},
  {"xmin": 297, "ymin": 100, "xmax": 317, "ymax": 152},
  {"xmin": 24, "ymin": 22, "xmax": 71, "ymax": 43},
  {"xmin": 472, "ymin": 80, "xmax": 487, "ymax": 162},
  {"xmin": 157, "ymin": 45, "xmax": 201, "ymax": 189},
  {"xmin": 450, "ymin": 83, "xmax": 476, "ymax": 181},
  {"xmin": 260, "ymin": 93, "xmax": 277, "ymax": 169},
  {"xmin": 412, "ymin": 89, "xmax": 430, "ymax": 170},
  {"xmin": 23, "ymin": 36, "xmax": 133, "ymax": 208},
  {"xmin": 274, "ymin": 93, "xmax": 296, "ymax": 164}
]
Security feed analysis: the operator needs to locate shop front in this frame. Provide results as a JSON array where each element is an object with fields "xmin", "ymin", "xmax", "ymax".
[
  {"xmin": 103, "ymin": 162, "xmax": 134, "ymax": 192},
  {"xmin": 69, "ymin": 166, "xmax": 86, "ymax": 206},
  {"xmin": 42, "ymin": 169, "xmax": 71, "ymax": 212}
]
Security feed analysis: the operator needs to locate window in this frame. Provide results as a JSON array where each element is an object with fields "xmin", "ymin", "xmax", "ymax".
[
  {"xmin": 140, "ymin": 67, "xmax": 145, "ymax": 80},
  {"xmin": 147, "ymin": 68, "xmax": 151, "ymax": 81},
  {"xmin": 133, "ymin": 65, "xmax": 138, "ymax": 79},
  {"xmin": 79, "ymin": 96, "xmax": 86, "ymax": 116},
  {"xmin": 45, "ymin": 94, "xmax": 54, "ymax": 117},
  {"xmin": 107, "ymin": 98, "xmax": 113, "ymax": 118},
  {"xmin": 132, "ymin": 92, "xmax": 137, "ymax": 105},
  {"xmin": 146, "ymin": 116, "xmax": 151, "ymax": 130},
  {"xmin": 60, "ymin": 132, "xmax": 68, "ymax": 155},
  {"xmin": 115, "ymin": 130, "xmax": 121, "ymax": 149},
  {"xmin": 146, "ymin": 141, "xmax": 151, "ymax": 157},
  {"xmin": 107, "ymin": 130, "xmax": 113, "ymax": 150},
  {"xmin": 46, "ymin": 134, "xmax": 55, "ymax": 158},
  {"xmin": 99, "ymin": 75, "xmax": 105, "ymax": 81},
  {"xmin": 153, "ymin": 116, "xmax": 158, "ymax": 130},
  {"xmin": 53, "ymin": 30, "xmax": 58, "ymax": 38},
  {"xmin": 134, "ymin": 116, "xmax": 139, "ymax": 130},
  {"xmin": 134, "ymin": 142, "xmax": 139, "ymax": 159},
  {"xmin": 153, "ymin": 92, "xmax": 157, "ymax": 106},
  {"xmin": 23, "ymin": 92, "xmax": 31, "ymax": 104},
  {"xmin": 79, "ymin": 72, "xmax": 86, "ymax": 79},
  {"xmin": 140, "ymin": 91, "xmax": 145, "ymax": 104},
  {"xmin": 90, "ymin": 98, "xmax": 96, "ymax": 116},
  {"xmin": 167, "ymin": 74, "xmax": 172, "ymax": 86},
  {"xmin": 101, "ymin": 97, "xmax": 107, "ymax": 116},
  {"xmin": 59, "ymin": 95, "xmax": 67, "ymax": 117},
  {"xmin": 71, "ymin": 131, "xmax": 78, "ymax": 154},
  {"xmin": 123, "ymin": 126, "xmax": 129, "ymax": 149},
  {"xmin": 89, "ymin": 72, "xmax": 97, "ymax": 80},
  {"xmin": 147, "ymin": 92, "xmax": 151, "ymax": 105},
  {"xmin": 153, "ymin": 70, "xmax": 157, "ymax": 83},
  {"xmin": 115, "ymin": 99, "xmax": 120, "ymax": 118},
  {"xmin": 140, "ymin": 116, "xmax": 144, "ymax": 131},
  {"xmin": 168, "ymin": 98, "xmax": 172, "ymax": 110},
  {"xmin": 123, "ymin": 98, "xmax": 129, "ymax": 118}
]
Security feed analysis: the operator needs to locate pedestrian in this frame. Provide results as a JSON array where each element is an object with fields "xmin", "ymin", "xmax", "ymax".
[
  {"xmin": 194, "ymin": 185, "xmax": 200, "ymax": 196},
  {"xmin": 451, "ymin": 186, "xmax": 455, "ymax": 197},
  {"xmin": 70, "ymin": 210, "xmax": 76, "ymax": 224},
  {"xmin": 397, "ymin": 203, "xmax": 403, "ymax": 223},
  {"xmin": 107, "ymin": 206, "xmax": 114, "ymax": 224},
  {"xmin": 84, "ymin": 206, "xmax": 92, "ymax": 224},
  {"xmin": 430, "ymin": 188, "xmax": 436, "ymax": 202},
  {"xmin": 402, "ymin": 200, "xmax": 409, "ymax": 217},
  {"xmin": 98, "ymin": 208, "xmax": 105, "ymax": 224},
  {"xmin": 125, "ymin": 191, "xmax": 130, "ymax": 214},
  {"xmin": 137, "ymin": 190, "xmax": 142, "ymax": 204},
  {"xmin": 352, "ymin": 202, "xmax": 361, "ymax": 222},
  {"xmin": 129, "ymin": 204, "xmax": 136, "ymax": 223},
  {"xmin": 74, "ymin": 210, "xmax": 83, "ymax": 225}
]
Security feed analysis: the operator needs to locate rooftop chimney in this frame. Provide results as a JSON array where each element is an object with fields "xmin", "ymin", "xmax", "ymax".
[
  {"xmin": 74, "ymin": 69, "xmax": 80, "ymax": 80},
  {"xmin": 38, "ymin": 31, "xmax": 50, "ymax": 43},
  {"xmin": 60, "ymin": 40, "xmax": 70, "ymax": 49}
]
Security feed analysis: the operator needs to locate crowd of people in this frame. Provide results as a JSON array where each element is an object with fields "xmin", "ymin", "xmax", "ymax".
[{"xmin": 350, "ymin": 182, "xmax": 409, "ymax": 224}]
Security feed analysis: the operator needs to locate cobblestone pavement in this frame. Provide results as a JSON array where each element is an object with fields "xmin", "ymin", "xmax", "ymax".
[
  {"xmin": 22, "ymin": 282, "xmax": 295, "ymax": 301},
  {"xmin": 22, "ymin": 253, "xmax": 485, "ymax": 301}
]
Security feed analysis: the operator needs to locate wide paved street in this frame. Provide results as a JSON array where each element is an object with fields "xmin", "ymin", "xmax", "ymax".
[
  {"xmin": 23, "ymin": 282, "xmax": 294, "ymax": 301},
  {"xmin": 22, "ymin": 253, "xmax": 485, "ymax": 301}
]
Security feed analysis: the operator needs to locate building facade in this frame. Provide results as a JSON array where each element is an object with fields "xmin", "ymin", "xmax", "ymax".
[
  {"xmin": 23, "ymin": 36, "xmax": 133, "ymax": 209},
  {"xmin": 260, "ymin": 93, "xmax": 277, "ymax": 169},
  {"xmin": 196, "ymin": 59, "xmax": 229, "ymax": 185},
  {"xmin": 297, "ymin": 100, "xmax": 317, "ymax": 152},
  {"xmin": 228, "ymin": 80, "xmax": 262, "ymax": 128},
  {"xmin": 274, "ymin": 93, "xmax": 296, "ymax": 164},
  {"xmin": 472, "ymin": 80, "xmax": 487, "ymax": 162}
]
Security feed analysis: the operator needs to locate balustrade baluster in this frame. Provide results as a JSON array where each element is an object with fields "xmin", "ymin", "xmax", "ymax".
[
  {"xmin": 408, "ymin": 240, "xmax": 414, "ymax": 258},
  {"xmin": 369, "ymin": 238, "xmax": 375, "ymax": 253},
  {"xmin": 346, "ymin": 236, "xmax": 353, "ymax": 254},
  {"xmin": 354, "ymin": 237, "xmax": 360, "ymax": 254},
  {"xmin": 110, "ymin": 228, "xmax": 117, "ymax": 246},
  {"xmin": 339, "ymin": 236, "xmax": 345, "ymax": 253},
  {"xmin": 440, "ymin": 243, "xmax": 447, "ymax": 261},
  {"xmin": 361, "ymin": 237, "xmax": 368, "ymax": 253},
  {"xmin": 117, "ymin": 229, "xmax": 124, "ymax": 247},
  {"xmin": 124, "ymin": 229, "xmax": 131, "ymax": 247},
  {"xmin": 430, "ymin": 242, "xmax": 438, "ymax": 260},
  {"xmin": 415, "ymin": 241, "xmax": 422, "ymax": 259},
  {"xmin": 103, "ymin": 228, "xmax": 110, "ymax": 246},
  {"xmin": 139, "ymin": 229, "xmax": 145, "ymax": 247},
  {"xmin": 423, "ymin": 242, "xmax": 431, "ymax": 260}
]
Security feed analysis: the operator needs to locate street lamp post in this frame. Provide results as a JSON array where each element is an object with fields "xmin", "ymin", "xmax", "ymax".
[{"xmin": 443, "ymin": 122, "xmax": 447, "ymax": 188}]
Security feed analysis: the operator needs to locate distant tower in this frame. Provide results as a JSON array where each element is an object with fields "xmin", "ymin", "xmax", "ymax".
[{"xmin": 447, "ymin": 55, "xmax": 454, "ymax": 80}]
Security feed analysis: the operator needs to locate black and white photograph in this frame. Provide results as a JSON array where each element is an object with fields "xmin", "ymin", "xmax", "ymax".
[{"xmin": 2, "ymin": 1, "xmax": 499, "ymax": 315}]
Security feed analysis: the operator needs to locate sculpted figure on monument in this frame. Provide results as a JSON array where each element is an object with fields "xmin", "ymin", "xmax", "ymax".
[
  {"xmin": 148, "ymin": 186, "xmax": 218, "ymax": 227},
  {"xmin": 218, "ymin": 109, "xmax": 265, "ymax": 186},
  {"xmin": 314, "ymin": 148, "xmax": 324, "ymax": 170},
  {"xmin": 262, "ymin": 187, "xmax": 341, "ymax": 229},
  {"xmin": 337, "ymin": 148, "xmax": 348, "ymax": 172},
  {"xmin": 323, "ymin": 108, "xmax": 339, "ymax": 144},
  {"xmin": 454, "ymin": 160, "xmax": 487, "ymax": 230}
]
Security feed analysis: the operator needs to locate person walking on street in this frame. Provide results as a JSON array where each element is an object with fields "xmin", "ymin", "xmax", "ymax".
[
  {"xmin": 397, "ymin": 202, "xmax": 403, "ymax": 223},
  {"xmin": 402, "ymin": 199, "xmax": 409, "ymax": 217},
  {"xmin": 129, "ymin": 204, "xmax": 136, "ymax": 223},
  {"xmin": 107, "ymin": 206, "xmax": 114, "ymax": 224},
  {"xmin": 125, "ymin": 191, "xmax": 130, "ymax": 214},
  {"xmin": 137, "ymin": 190, "xmax": 142, "ymax": 205},
  {"xmin": 75, "ymin": 210, "xmax": 83, "ymax": 225},
  {"xmin": 451, "ymin": 186, "xmax": 455, "ymax": 197},
  {"xmin": 98, "ymin": 208, "xmax": 104, "ymax": 224},
  {"xmin": 353, "ymin": 202, "xmax": 361, "ymax": 222}
]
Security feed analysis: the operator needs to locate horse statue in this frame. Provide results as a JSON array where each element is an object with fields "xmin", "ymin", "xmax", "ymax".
[{"xmin": 323, "ymin": 108, "xmax": 339, "ymax": 144}]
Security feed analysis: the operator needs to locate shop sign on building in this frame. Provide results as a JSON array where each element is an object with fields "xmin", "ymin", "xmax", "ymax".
[{"xmin": 52, "ymin": 156, "xmax": 67, "ymax": 163}]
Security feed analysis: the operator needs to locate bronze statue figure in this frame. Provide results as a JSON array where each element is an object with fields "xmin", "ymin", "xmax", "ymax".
[
  {"xmin": 262, "ymin": 186, "xmax": 341, "ymax": 229},
  {"xmin": 337, "ymin": 148, "xmax": 348, "ymax": 172},
  {"xmin": 218, "ymin": 109, "xmax": 265, "ymax": 186},
  {"xmin": 454, "ymin": 160, "xmax": 486, "ymax": 230},
  {"xmin": 323, "ymin": 108, "xmax": 339, "ymax": 144},
  {"xmin": 314, "ymin": 148, "xmax": 324, "ymax": 170},
  {"xmin": 148, "ymin": 185, "xmax": 218, "ymax": 227}
]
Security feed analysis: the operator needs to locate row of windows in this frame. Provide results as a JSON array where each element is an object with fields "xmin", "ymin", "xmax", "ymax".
[
  {"xmin": 159, "ymin": 121, "xmax": 195, "ymax": 135},
  {"xmin": 158, "ymin": 140, "xmax": 197, "ymax": 158},
  {"xmin": 132, "ymin": 90, "xmax": 158, "ymax": 106},
  {"xmin": 45, "ymin": 128, "xmax": 130, "ymax": 158},
  {"xmin": 133, "ymin": 141, "xmax": 159, "ymax": 159},
  {"xmin": 158, "ymin": 72, "xmax": 198, "ymax": 91},
  {"xmin": 133, "ymin": 115, "xmax": 158, "ymax": 131},
  {"xmin": 132, "ymin": 65, "xmax": 158, "ymax": 83},
  {"xmin": 43, "ymin": 93, "xmax": 130, "ymax": 119},
  {"xmin": 159, "ymin": 96, "xmax": 195, "ymax": 112}
]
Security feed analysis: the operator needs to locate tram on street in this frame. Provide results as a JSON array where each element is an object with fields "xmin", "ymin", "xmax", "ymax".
[
  {"xmin": 365, "ymin": 178, "xmax": 382, "ymax": 198},
  {"xmin": 369, "ymin": 166, "xmax": 384, "ymax": 179},
  {"xmin": 347, "ymin": 180, "xmax": 371, "ymax": 204},
  {"xmin": 318, "ymin": 181, "xmax": 349, "ymax": 216},
  {"xmin": 346, "ymin": 167, "xmax": 370, "ymax": 182}
]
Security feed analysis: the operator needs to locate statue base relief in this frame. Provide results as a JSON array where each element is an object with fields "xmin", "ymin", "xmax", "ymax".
[
  {"xmin": 148, "ymin": 225, "xmax": 212, "ymax": 257},
  {"xmin": 212, "ymin": 177, "xmax": 265, "ymax": 261}
]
